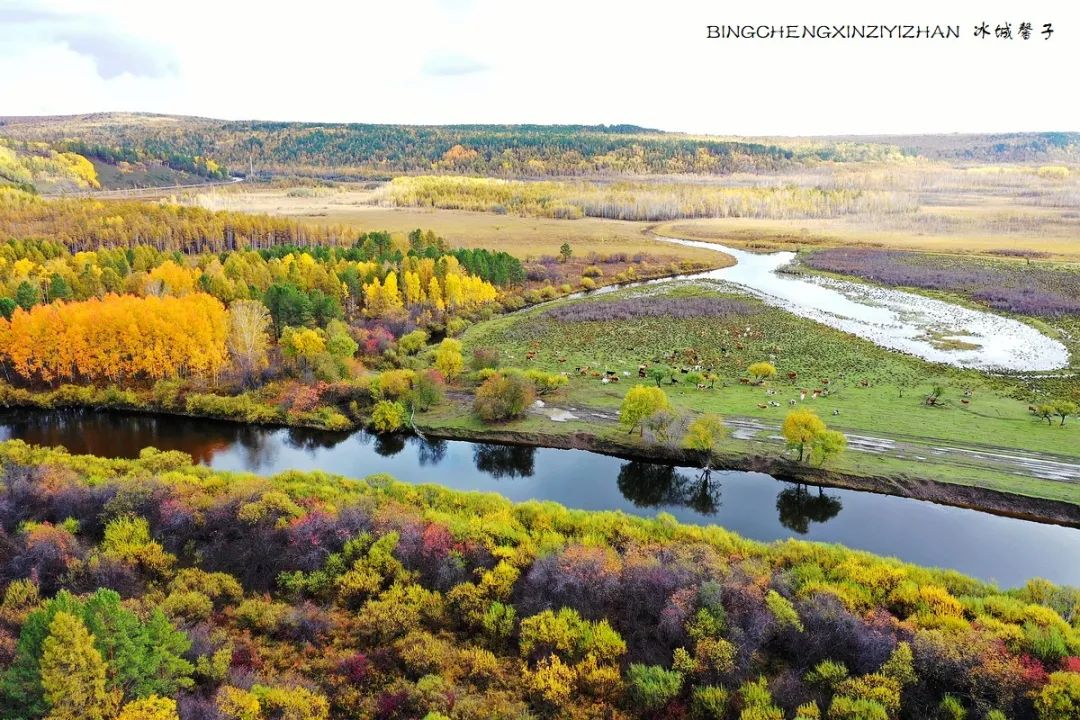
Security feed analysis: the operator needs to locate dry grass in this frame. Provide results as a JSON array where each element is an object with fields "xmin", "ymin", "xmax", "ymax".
[
  {"xmin": 654, "ymin": 215, "xmax": 1080, "ymax": 259},
  {"xmin": 182, "ymin": 186, "xmax": 727, "ymax": 263}
]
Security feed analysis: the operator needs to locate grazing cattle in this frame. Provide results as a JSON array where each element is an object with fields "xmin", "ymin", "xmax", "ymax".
[
  {"xmin": 638, "ymin": 365, "xmax": 648, "ymax": 378},
  {"xmin": 609, "ymin": 376, "xmax": 619, "ymax": 383},
  {"xmin": 591, "ymin": 371, "xmax": 602, "ymax": 378},
  {"xmin": 765, "ymin": 389, "xmax": 776, "ymax": 395},
  {"xmin": 961, "ymin": 399, "xmax": 970, "ymax": 405},
  {"xmin": 605, "ymin": 370, "xmax": 617, "ymax": 377},
  {"xmin": 769, "ymin": 401, "xmax": 780, "ymax": 407},
  {"xmin": 557, "ymin": 357, "xmax": 567, "ymax": 363},
  {"xmin": 787, "ymin": 371, "xmax": 798, "ymax": 382},
  {"xmin": 799, "ymin": 391, "xmax": 806, "ymax": 401},
  {"xmin": 739, "ymin": 378, "xmax": 751, "ymax": 385},
  {"xmin": 812, "ymin": 390, "xmax": 821, "ymax": 398},
  {"xmin": 821, "ymin": 378, "xmax": 830, "ymax": 385},
  {"xmin": 601, "ymin": 377, "xmax": 610, "ymax": 384},
  {"xmin": 526, "ymin": 351, "xmax": 537, "ymax": 360},
  {"xmin": 832, "ymin": 409, "xmax": 840, "ymax": 416},
  {"xmin": 623, "ymin": 371, "xmax": 630, "ymax": 376},
  {"xmin": 697, "ymin": 383, "xmax": 707, "ymax": 389},
  {"xmin": 757, "ymin": 403, "xmax": 768, "ymax": 409},
  {"xmin": 822, "ymin": 389, "xmax": 830, "ymax": 397},
  {"xmin": 859, "ymin": 378, "xmax": 870, "ymax": 387},
  {"xmin": 963, "ymin": 389, "xmax": 973, "ymax": 397},
  {"xmin": 789, "ymin": 399, "xmax": 797, "ymax": 406}
]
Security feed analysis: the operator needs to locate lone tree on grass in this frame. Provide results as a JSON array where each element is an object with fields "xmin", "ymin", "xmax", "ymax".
[
  {"xmin": 782, "ymin": 409, "xmax": 847, "ymax": 465},
  {"xmin": 747, "ymin": 361, "xmax": 777, "ymax": 385},
  {"xmin": 1036, "ymin": 400, "xmax": 1078, "ymax": 427},
  {"xmin": 620, "ymin": 385, "xmax": 671, "ymax": 436},
  {"xmin": 683, "ymin": 413, "xmax": 729, "ymax": 476}
]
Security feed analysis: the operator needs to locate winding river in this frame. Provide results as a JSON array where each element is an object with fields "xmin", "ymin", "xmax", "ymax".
[
  {"xmin": 654, "ymin": 238, "xmax": 1070, "ymax": 372},
  {"xmin": 1, "ymin": 409, "xmax": 1078, "ymax": 588},
  {"xmin": 0, "ymin": 238, "xmax": 1073, "ymax": 586}
]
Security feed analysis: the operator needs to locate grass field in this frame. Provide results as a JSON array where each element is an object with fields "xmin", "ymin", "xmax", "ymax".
[
  {"xmin": 183, "ymin": 185, "xmax": 726, "ymax": 263},
  {"xmin": 460, "ymin": 282, "xmax": 1079, "ymax": 460},
  {"xmin": 652, "ymin": 213, "xmax": 1080, "ymax": 259}
]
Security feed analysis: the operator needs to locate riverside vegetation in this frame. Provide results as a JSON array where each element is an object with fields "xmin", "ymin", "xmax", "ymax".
[
  {"xmin": 0, "ymin": 442, "xmax": 1076, "ymax": 720},
  {"xmin": 0, "ymin": 115, "xmax": 1078, "ymax": 719}
]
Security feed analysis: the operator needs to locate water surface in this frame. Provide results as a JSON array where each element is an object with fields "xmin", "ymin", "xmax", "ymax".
[
  {"xmin": 1, "ymin": 409, "xmax": 1077, "ymax": 587},
  {"xmin": 656, "ymin": 237, "xmax": 1069, "ymax": 372}
]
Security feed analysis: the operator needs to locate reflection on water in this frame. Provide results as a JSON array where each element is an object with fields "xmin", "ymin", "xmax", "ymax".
[
  {"xmin": 617, "ymin": 461, "xmax": 722, "ymax": 515},
  {"xmin": 0, "ymin": 409, "xmax": 1078, "ymax": 586},
  {"xmin": 473, "ymin": 443, "xmax": 536, "ymax": 479},
  {"xmin": 776, "ymin": 484, "xmax": 844, "ymax": 534}
]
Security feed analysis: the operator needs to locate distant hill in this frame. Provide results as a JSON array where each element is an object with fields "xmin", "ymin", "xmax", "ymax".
[
  {"xmin": 0, "ymin": 113, "xmax": 901, "ymax": 182},
  {"xmin": 1, "ymin": 114, "xmax": 1076, "ymax": 191},
  {"xmin": 802, "ymin": 132, "xmax": 1080, "ymax": 163}
]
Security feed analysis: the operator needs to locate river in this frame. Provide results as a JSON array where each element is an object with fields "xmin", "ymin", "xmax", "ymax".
[
  {"xmin": 654, "ymin": 238, "xmax": 1070, "ymax": 372},
  {"xmin": 1, "ymin": 409, "xmax": 1077, "ymax": 588}
]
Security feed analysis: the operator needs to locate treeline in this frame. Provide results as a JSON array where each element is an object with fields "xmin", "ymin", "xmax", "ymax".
[
  {"xmin": 0, "ymin": 188, "xmax": 354, "ymax": 252},
  {"xmin": 0, "ymin": 443, "xmax": 1076, "ymax": 719},
  {"xmin": 56, "ymin": 138, "xmax": 229, "ymax": 180},
  {"xmin": 0, "ymin": 139, "xmax": 100, "ymax": 194},
  {"xmin": 0, "ymin": 294, "xmax": 228, "ymax": 384},
  {"xmin": 381, "ymin": 175, "xmax": 917, "ymax": 222},
  {"xmin": 0, "ymin": 114, "xmax": 909, "ymax": 178}
]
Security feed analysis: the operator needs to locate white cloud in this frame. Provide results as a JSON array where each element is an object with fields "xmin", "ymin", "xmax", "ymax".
[{"xmin": 0, "ymin": 0, "xmax": 1076, "ymax": 134}]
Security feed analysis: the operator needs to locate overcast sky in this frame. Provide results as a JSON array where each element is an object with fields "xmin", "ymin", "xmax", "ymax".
[{"xmin": 1, "ymin": 0, "xmax": 1077, "ymax": 135}]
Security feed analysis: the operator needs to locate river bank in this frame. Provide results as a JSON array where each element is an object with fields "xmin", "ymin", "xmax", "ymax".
[{"xmin": 0, "ymin": 383, "xmax": 1077, "ymax": 527}]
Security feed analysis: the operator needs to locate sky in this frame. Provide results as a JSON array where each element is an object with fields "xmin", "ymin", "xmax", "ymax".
[{"xmin": 0, "ymin": 0, "xmax": 1077, "ymax": 135}]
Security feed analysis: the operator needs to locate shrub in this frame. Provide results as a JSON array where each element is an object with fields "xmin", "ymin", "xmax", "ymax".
[
  {"xmin": 473, "ymin": 373, "xmax": 535, "ymax": 422},
  {"xmin": 398, "ymin": 329, "xmax": 429, "ymax": 355},
  {"xmin": 372, "ymin": 401, "xmax": 407, "ymax": 433},
  {"xmin": 410, "ymin": 370, "xmax": 445, "ymax": 412},
  {"xmin": 626, "ymin": 664, "xmax": 683, "ymax": 711},
  {"xmin": 747, "ymin": 361, "xmax": 777, "ymax": 383},
  {"xmin": 691, "ymin": 685, "xmax": 729, "ymax": 719},
  {"xmin": 434, "ymin": 338, "xmax": 464, "ymax": 379},
  {"xmin": 524, "ymin": 369, "xmax": 568, "ymax": 395},
  {"xmin": 1034, "ymin": 672, "xmax": 1080, "ymax": 720},
  {"xmin": 470, "ymin": 347, "xmax": 501, "ymax": 371},
  {"xmin": 375, "ymin": 369, "xmax": 416, "ymax": 399},
  {"xmin": 580, "ymin": 277, "xmax": 597, "ymax": 290}
]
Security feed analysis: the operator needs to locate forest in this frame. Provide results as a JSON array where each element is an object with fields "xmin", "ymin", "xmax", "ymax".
[
  {"xmin": 0, "ymin": 111, "xmax": 1076, "ymax": 720},
  {"xmin": 0, "ymin": 442, "xmax": 1076, "ymax": 720},
  {"xmin": 0, "ymin": 115, "xmax": 906, "ymax": 180}
]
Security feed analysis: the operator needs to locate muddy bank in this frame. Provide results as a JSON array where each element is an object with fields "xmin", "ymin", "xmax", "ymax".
[{"xmin": 418, "ymin": 423, "xmax": 1080, "ymax": 527}]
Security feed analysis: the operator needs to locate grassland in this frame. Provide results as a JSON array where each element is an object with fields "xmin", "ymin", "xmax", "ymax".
[
  {"xmin": 450, "ymin": 282, "xmax": 1080, "ymax": 507},
  {"xmin": 183, "ymin": 184, "xmax": 727, "ymax": 264}
]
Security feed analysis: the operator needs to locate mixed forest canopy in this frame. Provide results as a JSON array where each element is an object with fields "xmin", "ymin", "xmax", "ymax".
[{"xmin": 0, "ymin": 113, "xmax": 915, "ymax": 181}]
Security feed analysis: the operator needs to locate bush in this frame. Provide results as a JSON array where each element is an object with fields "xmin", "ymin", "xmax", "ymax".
[
  {"xmin": 470, "ymin": 347, "xmax": 501, "ymax": 371},
  {"xmin": 375, "ymin": 369, "xmax": 416, "ymax": 399},
  {"xmin": 434, "ymin": 338, "xmax": 464, "ymax": 379},
  {"xmin": 410, "ymin": 370, "xmax": 445, "ymax": 412},
  {"xmin": 524, "ymin": 369, "xmax": 568, "ymax": 395},
  {"xmin": 626, "ymin": 664, "xmax": 683, "ymax": 711},
  {"xmin": 398, "ymin": 329, "xmax": 429, "ymax": 355},
  {"xmin": 473, "ymin": 373, "xmax": 535, "ymax": 422},
  {"xmin": 580, "ymin": 276, "xmax": 597, "ymax": 290},
  {"xmin": 372, "ymin": 401, "xmax": 407, "ymax": 433}
]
